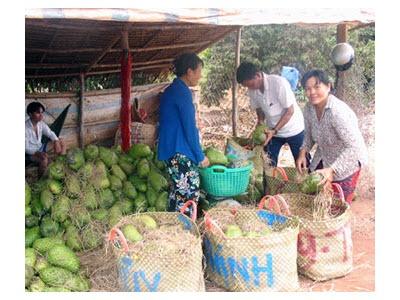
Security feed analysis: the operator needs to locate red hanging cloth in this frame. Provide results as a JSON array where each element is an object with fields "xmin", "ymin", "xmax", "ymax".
[{"xmin": 120, "ymin": 50, "xmax": 132, "ymax": 152}]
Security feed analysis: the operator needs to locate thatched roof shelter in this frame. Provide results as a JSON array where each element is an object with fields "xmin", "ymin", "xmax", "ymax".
[{"xmin": 25, "ymin": 8, "xmax": 375, "ymax": 79}]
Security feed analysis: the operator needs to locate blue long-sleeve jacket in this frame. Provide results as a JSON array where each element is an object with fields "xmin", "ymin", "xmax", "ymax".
[{"xmin": 157, "ymin": 78, "xmax": 205, "ymax": 164}]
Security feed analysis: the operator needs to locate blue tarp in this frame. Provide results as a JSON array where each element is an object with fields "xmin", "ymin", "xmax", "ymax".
[{"xmin": 281, "ymin": 66, "xmax": 300, "ymax": 92}]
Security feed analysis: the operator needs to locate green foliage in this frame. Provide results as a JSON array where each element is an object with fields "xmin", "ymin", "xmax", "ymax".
[
  {"xmin": 199, "ymin": 24, "xmax": 374, "ymax": 107},
  {"xmin": 199, "ymin": 37, "xmax": 236, "ymax": 106}
]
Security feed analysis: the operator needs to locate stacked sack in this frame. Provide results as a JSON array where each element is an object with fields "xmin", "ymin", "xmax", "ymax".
[
  {"xmin": 202, "ymin": 204, "xmax": 300, "ymax": 291},
  {"xmin": 108, "ymin": 202, "xmax": 204, "ymax": 292}
]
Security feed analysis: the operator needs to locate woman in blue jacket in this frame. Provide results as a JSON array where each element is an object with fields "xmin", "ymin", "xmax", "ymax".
[{"xmin": 158, "ymin": 53, "xmax": 210, "ymax": 218}]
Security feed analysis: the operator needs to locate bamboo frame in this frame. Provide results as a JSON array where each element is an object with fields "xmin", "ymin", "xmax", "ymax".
[
  {"xmin": 146, "ymin": 28, "xmax": 187, "ymax": 62},
  {"xmin": 26, "ymin": 82, "xmax": 169, "ymax": 98},
  {"xmin": 141, "ymin": 29, "xmax": 164, "ymax": 49},
  {"xmin": 36, "ymin": 30, "xmax": 59, "ymax": 76},
  {"xmin": 348, "ymin": 22, "xmax": 375, "ymax": 31},
  {"xmin": 120, "ymin": 30, "xmax": 132, "ymax": 152},
  {"xmin": 97, "ymin": 58, "xmax": 173, "ymax": 67},
  {"xmin": 335, "ymin": 23, "xmax": 348, "ymax": 100},
  {"xmin": 26, "ymin": 92, "xmax": 77, "ymax": 98},
  {"xmin": 194, "ymin": 26, "xmax": 237, "ymax": 53},
  {"xmin": 86, "ymin": 34, "xmax": 122, "ymax": 72},
  {"xmin": 231, "ymin": 27, "xmax": 242, "ymax": 137},
  {"xmin": 26, "ymin": 58, "xmax": 175, "ymax": 70},
  {"xmin": 26, "ymin": 40, "xmax": 211, "ymax": 54},
  {"xmin": 79, "ymin": 73, "xmax": 85, "ymax": 148},
  {"xmin": 26, "ymin": 64, "xmax": 83, "ymax": 69},
  {"xmin": 26, "ymin": 63, "xmax": 171, "ymax": 79},
  {"xmin": 25, "ymin": 20, "xmax": 218, "ymax": 32}
]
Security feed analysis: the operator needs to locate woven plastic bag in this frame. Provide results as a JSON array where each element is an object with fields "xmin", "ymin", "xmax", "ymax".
[
  {"xmin": 225, "ymin": 139, "xmax": 269, "ymax": 204},
  {"xmin": 265, "ymin": 184, "xmax": 353, "ymax": 281},
  {"xmin": 225, "ymin": 137, "xmax": 254, "ymax": 161},
  {"xmin": 108, "ymin": 201, "xmax": 205, "ymax": 292},
  {"xmin": 202, "ymin": 204, "xmax": 300, "ymax": 291}
]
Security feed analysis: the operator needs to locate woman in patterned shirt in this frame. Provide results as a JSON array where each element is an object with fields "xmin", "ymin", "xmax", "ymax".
[{"xmin": 296, "ymin": 69, "xmax": 368, "ymax": 203}]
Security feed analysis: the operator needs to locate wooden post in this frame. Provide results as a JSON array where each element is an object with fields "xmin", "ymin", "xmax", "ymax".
[
  {"xmin": 232, "ymin": 27, "xmax": 242, "ymax": 137},
  {"xmin": 78, "ymin": 73, "xmax": 85, "ymax": 148},
  {"xmin": 120, "ymin": 30, "xmax": 132, "ymax": 152},
  {"xmin": 335, "ymin": 23, "xmax": 348, "ymax": 100}
]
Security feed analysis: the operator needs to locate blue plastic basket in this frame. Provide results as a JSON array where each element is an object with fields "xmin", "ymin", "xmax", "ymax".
[{"xmin": 199, "ymin": 162, "xmax": 253, "ymax": 197}]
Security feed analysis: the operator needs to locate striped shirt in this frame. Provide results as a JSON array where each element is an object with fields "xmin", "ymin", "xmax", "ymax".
[{"xmin": 301, "ymin": 94, "xmax": 368, "ymax": 181}]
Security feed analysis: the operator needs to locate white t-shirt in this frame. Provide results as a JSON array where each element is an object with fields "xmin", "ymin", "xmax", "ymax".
[
  {"xmin": 248, "ymin": 73, "xmax": 304, "ymax": 138},
  {"xmin": 25, "ymin": 119, "xmax": 58, "ymax": 155}
]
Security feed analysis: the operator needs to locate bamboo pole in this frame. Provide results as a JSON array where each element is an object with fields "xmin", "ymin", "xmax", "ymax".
[
  {"xmin": 26, "ymin": 92, "xmax": 77, "ymax": 98},
  {"xmin": 335, "ymin": 23, "xmax": 348, "ymax": 100},
  {"xmin": 194, "ymin": 27, "xmax": 237, "ymax": 54},
  {"xmin": 26, "ymin": 82, "xmax": 169, "ymax": 98},
  {"xmin": 26, "ymin": 41, "xmax": 211, "ymax": 54},
  {"xmin": 26, "ymin": 20, "xmax": 217, "ymax": 32},
  {"xmin": 36, "ymin": 30, "xmax": 58, "ymax": 75},
  {"xmin": 26, "ymin": 63, "xmax": 171, "ymax": 79},
  {"xmin": 27, "ymin": 48, "xmax": 104, "ymax": 53},
  {"xmin": 26, "ymin": 63, "xmax": 84, "ymax": 69},
  {"xmin": 95, "ymin": 58, "xmax": 173, "ymax": 67},
  {"xmin": 141, "ymin": 29, "xmax": 164, "ymax": 49},
  {"xmin": 232, "ymin": 27, "xmax": 242, "ymax": 137},
  {"xmin": 78, "ymin": 73, "xmax": 85, "ymax": 148},
  {"xmin": 146, "ymin": 28, "xmax": 187, "ymax": 62},
  {"xmin": 85, "ymin": 34, "xmax": 121, "ymax": 72},
  {"xmin": 349, "ymin": 22, "xmax": 374, "ymax": 31},
  {"xmin": 120, "ymin": 30, "xmax": 132, "ymax": 152},
  {"xmin": 26, "ymin": 58, "xmax": 174, "ymax": 69}
]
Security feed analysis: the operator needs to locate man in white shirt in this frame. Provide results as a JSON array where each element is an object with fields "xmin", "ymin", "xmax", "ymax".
[
  {"xmin": 25, "ymin": 101, "xmax": 66, "ymax": 177},
  {"xmin": 236, "ymin": 62, "xmax": 307, "ymax": 167}
]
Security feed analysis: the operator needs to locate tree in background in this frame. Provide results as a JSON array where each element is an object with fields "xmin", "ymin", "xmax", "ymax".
[{"xmin": 199, "ymin": 24, "xmax": 375, "ymax": 114}]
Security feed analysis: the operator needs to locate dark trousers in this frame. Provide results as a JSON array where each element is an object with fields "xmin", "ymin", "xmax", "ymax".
[{"xmin": 264, "ymin": 130, "xmax": 306, "ymax": 167}]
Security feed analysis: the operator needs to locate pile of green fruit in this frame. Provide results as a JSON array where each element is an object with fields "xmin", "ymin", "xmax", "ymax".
[
  {"xmin": 25, "ymin": 240, "xmax": 89, "ymax": 291},
  {"xmin": 121, "ymin": 215, "xmax": 159, "ymax": 243},
  {"xmin": 300, "ymin": 172, "xmax": 324, "ymax": 194},
  {"xmin": 25, "ymin": 143, "xmax": 170, "ymax": 292},
  {"xmin": 204, "ymin": 146, "xmax": 252, "ymax": 169},
  {"xmin": 115, "ymin": 214, "xmax": 198, "ymax": 258},
  {"xmin": 252, "ymin": 124, "xmax": 268, "ymax": 145},
  {"xmin": 204, "ymin": 147, "xmax": 229, "ymax": 166}
]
